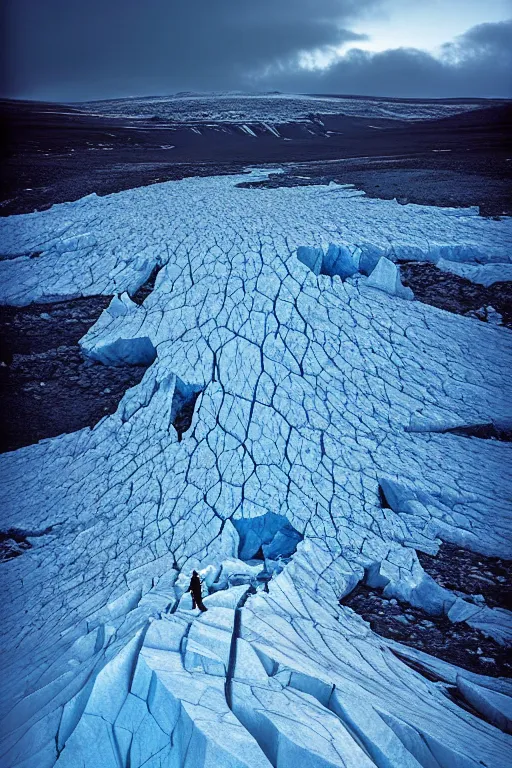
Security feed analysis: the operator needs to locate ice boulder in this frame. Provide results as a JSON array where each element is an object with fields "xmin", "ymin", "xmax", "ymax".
[
  {"xmin": 234, "ymin": 511, "xmax": 303, "ymax": 561},
  {"xmin": 366, "ymin": 257, "xmax": 414, "ymax": 300},
  {"xmin": 261, "ymin": 559, "xmax": 286, "ymax": 578},
  {"xmin": 297, "ymin": 245, "xmax": 323, "ymax": 276},
  {"xmin": 262, "ymin": 527, "xmax": 302, "ymax": 560},
  {"xmin": 203, "ymin": 584, "xmax": 250, "ymax": 609},
  {"xmin": 322, "ymin": 244, "xmax": 358, "ymax": 279},
  {"xmin": 355, "ymin": 243, "xmax": 386, "ymax": 276},
  {"xmin": 457, "ymin": 676, "xmax": 512, "ymax": 734},
  {"xmin": 85, "ymin": 335, "xmax": 157, "ymax": 366},
  {"xmin": 80, "ymin": 292, "xmax": 157, "ymax": 365},
  {"xmin": 199, "ymin": 563, "xmax": 222, "ymax": 588},
  {"xmin": 106, "ymin": 292, "xmax": 138, "ymax": 319},
  {"xmin": 176, "ymin": 591, "xmax": 194, "ymax": 611},
  {"xmin": 212, "ymin": 558, "xmax": 264, "ymax": 590}
]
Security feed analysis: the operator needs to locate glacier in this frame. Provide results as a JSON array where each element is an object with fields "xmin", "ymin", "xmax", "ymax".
[
  {"xmin": 77, "ymin": 92, "xmax": 498, "ymax": 124},
  {"xmin": 0, "ymin": 171, "xmax": 511, "ymax": 767}
]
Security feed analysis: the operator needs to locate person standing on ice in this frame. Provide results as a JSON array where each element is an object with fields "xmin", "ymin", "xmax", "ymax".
[{"xmin": 189, "ymin": 570, "xmax": 207, "ymax": 611}]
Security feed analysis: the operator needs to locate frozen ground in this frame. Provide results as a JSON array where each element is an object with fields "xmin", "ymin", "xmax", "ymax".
[
  {"xmin": 0, "ymin": 171, "xmax": 511, "ymax": 766},
  {"xmin": 78, "ymin": 92, "xmax": 502, "ymax": 123}
]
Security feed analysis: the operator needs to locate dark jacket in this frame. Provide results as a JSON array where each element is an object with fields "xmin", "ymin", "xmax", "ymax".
[{"xmin": 189, "ymin": 574, "xmax": 202, "ymax": 597}]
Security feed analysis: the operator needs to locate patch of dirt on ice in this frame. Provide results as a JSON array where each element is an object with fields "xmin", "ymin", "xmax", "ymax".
[
  {"xmin": 0, "ymin": 526, "xmax": 53, "ymax": 563},
  {"xmin": 418, "ymin": 544, "xmax": 512, "ymax": 612},
  {"xmin": 342, "ymin": 583, "xmax": 512, "ymax": 677},
  {"xmin": 0, "ymin": 297, "xmax": 149, "ymax": 453},
  {"xmin": 0, "ymin": 529, "xmax": 33, "ymax": 562},
  {"xmin": 399, "ymin": 262, "xmax": 512, "ymax": 326}
]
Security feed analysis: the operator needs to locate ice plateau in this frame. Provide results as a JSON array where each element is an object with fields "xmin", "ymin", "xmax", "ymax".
[{"xmin": 0, "ymin": 170, "xmax": 511, "ymax": 767}]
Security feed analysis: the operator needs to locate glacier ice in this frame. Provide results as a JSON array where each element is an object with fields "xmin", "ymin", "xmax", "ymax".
[
  {"xmin": 0, "ymin": 170, "xmax": 511, "ymax": 766},
  {"xmin": 366, "ymin": 256, "xmax": 414, "ymax": 300},
  {"xmin": 436, "ymin": 259, "xmax": 512, "ymax": 287},
  {"xmin": 233, "ymin": 512, "xmax": 302, "ymax": 562},
  {"xmin": 81, "ymin": 92, "xmax": 494, "ymax": 124}
]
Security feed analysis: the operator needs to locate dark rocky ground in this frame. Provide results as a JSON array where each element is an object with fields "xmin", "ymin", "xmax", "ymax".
[
  {"xmin": 1, "ymin": 99, "xmax": 511, "ymax": 217},
  {"xmin": 0, "ymin": 297, "xmax": 148, "ymax": 453},
  {"xmin": 399, "ymin": 262, "xmax": 512, "ymax": 327},
  {"xmin": 343, "ymin": 566, "xmax": 512, "ymax": 679},
  {"xmin": 343, "ymin": 544, "xmax": 512, "ymax": 679},
  {"xmin": 0, "ymin": 263, "xmax": 196, "ymax": 453},
  {"xmin": 0, "ymin": 526, "xmax": 53, "ymax": 562},
  {"xmin": 419, "ymin": 544, "xmax": 512, "ymax": 611}
]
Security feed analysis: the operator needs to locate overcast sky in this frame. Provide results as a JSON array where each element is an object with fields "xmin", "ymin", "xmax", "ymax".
[{"xmin": 2, "ymin": 0, "xmax": 511, "ymax": 101}]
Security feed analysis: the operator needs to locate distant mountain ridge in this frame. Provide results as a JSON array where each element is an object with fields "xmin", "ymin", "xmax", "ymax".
[{"xmin": 74, "ymin": 92, "xmax": 508, "ymax": 123}]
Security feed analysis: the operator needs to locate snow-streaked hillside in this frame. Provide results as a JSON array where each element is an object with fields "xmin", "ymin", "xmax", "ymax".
[
  {"xmin": 0, "ymin": 171, "xmax": 511, "ymax": 767},
  {"xmin": 77, "ymin": 91, "xmax": 502, "ymax": 123}
]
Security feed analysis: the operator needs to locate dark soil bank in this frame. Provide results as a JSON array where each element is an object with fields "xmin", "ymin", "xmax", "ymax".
[
  {"xmin": 0, "ymin": 298, "xmax": 148, "ymax": 453},
  {"xmin": 400, "ymin": 263, "xmax": 512, "ymax": 326},
  {"xmin": 343, "ymin": 583, "xmax": 511, "ymax": 678},
  {"xmin": 344, "ymin": 543, "xmax": 511, "ymax": 677},
  {"xmin": 419, "ymin": 543, "xmax": 512, "ymax": 612},
  {"xmin": 0, "ymin": 526, "xmax": 53, "ymax": 562}
]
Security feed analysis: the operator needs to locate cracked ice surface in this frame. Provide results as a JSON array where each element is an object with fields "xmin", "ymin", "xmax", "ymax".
[
  {"xmin": 0, "ymin": 172, "xmax": 511, "ymax": 306},
  {"xmin": 1, "ymin": 172, "xmax": 512, "ymax": 766}
]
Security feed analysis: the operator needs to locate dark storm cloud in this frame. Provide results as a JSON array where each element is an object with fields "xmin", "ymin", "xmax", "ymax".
[
  {"xmin": 2, "ymin": 3, "xmax": 510, "ymax": 101},
  {"xmin": 2, "ymin": 0, "xmax": 376, "ymax": 100},
  {"xmin": 265, "ymin": 20, "xmax": 512, "ymax": 98}
]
